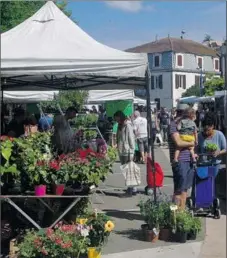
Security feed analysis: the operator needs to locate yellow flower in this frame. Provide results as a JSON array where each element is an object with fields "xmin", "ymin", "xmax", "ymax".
[
  {"xmin": 76, "ymin": 218, "xmax": 88, "ymax": 225},
  {"xmin": 105, "ymin": 221, "xmax": 115, "ymax": 232}
]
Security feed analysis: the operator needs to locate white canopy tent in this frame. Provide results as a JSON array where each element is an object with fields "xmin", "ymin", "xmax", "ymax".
[
  {"xmin": 3, "ymin": 91, "xmax": 58, "ymax": 103},
  {"xmin": 1, "ymin": 1, "xmax": 148, "ymax": 91}
]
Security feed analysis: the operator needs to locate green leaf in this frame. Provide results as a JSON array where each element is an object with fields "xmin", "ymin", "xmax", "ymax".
[{"xmin": 2, "ymin": 148, "xmax": 12, "ymax": 161}]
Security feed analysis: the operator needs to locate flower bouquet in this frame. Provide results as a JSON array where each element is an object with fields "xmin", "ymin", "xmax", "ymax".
[
  {"xmin": 78, "ymin": 210, "xmax": 115, "ymax": 258},
  {"xmin": 17, "ymin": 221, "xmax": 91, "ymax": 258}
]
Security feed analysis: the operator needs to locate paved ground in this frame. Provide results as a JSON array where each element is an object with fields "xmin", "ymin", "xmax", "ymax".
[{"xmin": 91, "ymin": 145, "xmax": 226, "ymax": 258}]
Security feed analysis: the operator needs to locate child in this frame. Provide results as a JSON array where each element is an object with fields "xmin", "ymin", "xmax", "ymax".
[{"xmin": 174, "ymin": 108, "xmax": 197, "ymax": 163}]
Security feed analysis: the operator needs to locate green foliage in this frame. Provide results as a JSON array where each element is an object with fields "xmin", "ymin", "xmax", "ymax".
[
  {"xmin": 175, "ymin": 210, "xmax": 192, "ymax": 233},
  {"xmin": 138, "ymin": 199, "xmax": 172, "ymax": 230},
  {"xmin": 86, "ymin": 212, "xmax": 114, "ymax": 251},
  {"xmin": 18, "ymin": 224, "xmax": 90, "ymax": 257},
  {"xmin": 204, "ymin": 77, "xmax": 225, "ymax": 96},
  {"xmin": 205, "ymin": 143, "xmax": 218, "ymax": 152},
  {"xmin": 190, "ymin": 217, "xmax": 202, "ymax": 233},
  {"xmin": 40, "ymin": 90, "xmax": 89, "ymax": 113},
  {"xmin": 1, "ymin": 1, "xmax": 72, "ymax": 33},
  {"xmin": 182, "ymin": 84, "xmax": 201, "ymax": 98},
  {"xmin": 182, "ymin": 76, "xmax": 224, "ymax": 98},
  {"xmin": 0, "ymin": 138, "xmax": 19, "ymax": 183}
]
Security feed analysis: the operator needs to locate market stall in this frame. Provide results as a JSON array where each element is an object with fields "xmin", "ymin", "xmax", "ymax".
[{"xmin": 1, "ymin": 2, "xmax": 158, "ymax": 256}]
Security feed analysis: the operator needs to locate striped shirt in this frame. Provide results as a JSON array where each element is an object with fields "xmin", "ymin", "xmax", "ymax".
[{"xmin": 168, "ymin": 120, "xmax": 191, "ymax": 163}]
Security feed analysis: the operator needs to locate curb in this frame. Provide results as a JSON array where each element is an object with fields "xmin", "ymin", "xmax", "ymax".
[{"xmin": 102, "ymin": 242, "xmax": 203, "ymax": 258}]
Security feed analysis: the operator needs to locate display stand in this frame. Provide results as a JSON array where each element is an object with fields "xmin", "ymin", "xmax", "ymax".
[{"xmin": 0, "ymin": 195, "xmax": 90, "ymax": 230}]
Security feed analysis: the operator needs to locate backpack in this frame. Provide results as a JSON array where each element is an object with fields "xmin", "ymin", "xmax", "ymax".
[{"xmin": 146, "ymin": 157, "xmax": 164, "ymax": 188}]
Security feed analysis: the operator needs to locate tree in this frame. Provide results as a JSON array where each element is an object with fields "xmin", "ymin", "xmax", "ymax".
[
  {"xmin": 182, "ymin": 76, "xmax": 224, "ymax": 98},
  {"xmin": 203, "ymin": 34, "xmax": 213, "ymax": 46},
  {"xmin": 182, "ymin": 84, "xmax": 201, "ymax": 98},
  {"xmin": 40, "ymin": 90, "xmax": 89, "ymax": 112},
  {"xmin": 1, "ymin": 1, "xmax": 72, "ymax": 33},
  {"xmin": 204, "ymin": 76, "xmax": 224, "ymax": 96}
]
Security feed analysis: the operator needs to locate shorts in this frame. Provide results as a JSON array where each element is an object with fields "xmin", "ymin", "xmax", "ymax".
[
  {"xmin": 180, "ymin": 134, "xmax": 195, "ymax": 142},
  {"xmin": 172, "ymin": 161, "xmax": 195, "ymax": 194},
  {"xmin": 137, "ymin": 137, "xmax": 148, "ymax": 153}
]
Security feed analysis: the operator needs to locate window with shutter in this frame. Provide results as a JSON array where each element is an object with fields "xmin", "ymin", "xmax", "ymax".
[
  {"xmin": 177, "ymin": 55, "xmax": 183, "ymax": 67},
  {"xmin": 159, "ymin": 75, "xmax": 163, "ymax": 89},
  {"xmin": 175, "ymin": 74, "xmax": 179, "ymax": 89},
  {"xmin": 214, "ymin": 59, "xmax": 219, "ymax": 70},
  {"xmin": 151, "ymin": 76, "xmax": 155, "ymax": 89},
  {"xmin": 197, "ymin": 57, "xmax": 203, "ymax": 68},
  {"xmin": 156, "ymin": 76, "xmax": 159, "ymax": 88},
  {"xmin": 154, "ymin": 55, "xmax": 160, "ymax": 67},
  {"xmin": 183, "ymin": 75, "xmax": 186, "ymax": 89},
  {"xmin": 195, "ymin": 75, "xmax": 200, "ymax": 86}
]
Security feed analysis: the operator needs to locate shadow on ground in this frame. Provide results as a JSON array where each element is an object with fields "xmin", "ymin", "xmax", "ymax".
[
  {"xmin": 103, "ymin": 209, "xmax": 143, "ymax": 221},
  {"xmin": 114, "ymin": 229, "xmax": 145, "ymax": 242}
]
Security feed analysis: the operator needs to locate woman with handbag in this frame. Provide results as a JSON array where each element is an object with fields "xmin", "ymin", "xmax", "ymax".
[{"xmin": 114, "ymin": 111, "xmax": 137, "ymax": 197}]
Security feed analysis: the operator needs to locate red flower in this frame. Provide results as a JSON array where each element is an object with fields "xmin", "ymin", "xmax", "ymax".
[
  {"xmin": 59, "ymin": 154, "xmax": 66, "ymax": 160},
  {"xmin": 37, "ymin": 160, "xmax": 45, "ymax": 166},
  {"xmin": 41, "ymin": 248, "xmax": 48, "ymax": 255},
  {"xmin": 55, "ymin": 237, "xmax": 62, "ymax": 245},
  {"xmin": 49, "ymin": 160, "xmax": 60, "ymax": 170}
]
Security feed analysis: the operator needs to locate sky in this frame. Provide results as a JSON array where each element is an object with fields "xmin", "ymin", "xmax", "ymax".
[{"xmin": 67, "ymin": 1, "xmax": 226, "ymax": 50}]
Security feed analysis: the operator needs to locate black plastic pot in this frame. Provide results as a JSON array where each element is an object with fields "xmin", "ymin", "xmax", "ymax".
[
  {"xmin": 174, "ymin": 231, "xmax": 188, "ymax": 243},
  {"xmin": 187, "ymin": 231, "xmax": 197, "ymax": 240}
]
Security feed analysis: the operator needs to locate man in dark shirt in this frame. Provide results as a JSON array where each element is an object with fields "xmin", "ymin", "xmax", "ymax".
[
  {"xmin": 169, "ymin": 103, "xmax": 195, "ymax": 209},
  {"xmin": 7, "ymin": 108, "xmax": 25, "ymax": 137}
]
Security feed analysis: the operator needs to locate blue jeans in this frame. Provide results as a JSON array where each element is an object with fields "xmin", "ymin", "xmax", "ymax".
[{"xmin": 172, "ymin": 161, "xmax": 195, "ymax": 194}]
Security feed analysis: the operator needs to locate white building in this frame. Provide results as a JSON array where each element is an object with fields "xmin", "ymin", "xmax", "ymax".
[{"xmin": 127, "ymin": 37, "xmax": 220, "ymax": 109}]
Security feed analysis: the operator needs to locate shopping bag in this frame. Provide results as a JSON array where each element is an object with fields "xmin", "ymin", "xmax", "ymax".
[{"xmin": 120, "ymin": 161, "xmax": 141, "ymax": 187}]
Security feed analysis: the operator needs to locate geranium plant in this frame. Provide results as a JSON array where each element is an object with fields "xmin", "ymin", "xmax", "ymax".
[{"xmin": 17, "ymin": 222, "xmax": 91, "ymax": 257}]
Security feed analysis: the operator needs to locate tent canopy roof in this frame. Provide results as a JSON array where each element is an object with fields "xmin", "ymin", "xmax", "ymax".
[{"xmin": 1, "ymin": 1, "xmax": 147, "ymax": 91}]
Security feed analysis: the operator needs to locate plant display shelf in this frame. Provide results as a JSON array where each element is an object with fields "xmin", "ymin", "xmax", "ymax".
[{"xmin": 0, "ymin": 195, "xmax": 91, "ymax": 230}]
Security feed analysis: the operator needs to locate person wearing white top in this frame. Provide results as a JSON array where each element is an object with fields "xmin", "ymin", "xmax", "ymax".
[{"xmin": 133, "ymin": 111, "xmax": 148, "ymax": 163}]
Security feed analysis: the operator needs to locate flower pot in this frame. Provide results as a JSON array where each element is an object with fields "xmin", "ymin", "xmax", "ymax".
[
  {"xmin": 141, "ymin": 224, "xmax": 149, "ymax": 239},
  {"xmin": 187, "ymin": 231, "xmax": 197, "ymax": 240},
  {"xmin": 144, "ymin": 229, "xmax": 159, "ymax": 243},
  {"xmin": 35, "ymin": 185, "xmax": 46, "ymax": 196},
  {"xmin": 53, "ymin": 184, "xmax": 65, "ymax": 195},
  {"xmin": 88, "ymin": 247, "xmax": 101, "ymax": 258},
  {"xmin": 159, "ymin": 228, "xmax": 171, "ymax": 241},
  {"xmin": 174, "ymin": 231, "xmax": 188, "ymax": 243}
]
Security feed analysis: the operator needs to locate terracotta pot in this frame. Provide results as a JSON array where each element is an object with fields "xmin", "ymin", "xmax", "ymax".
[
  {"xmin": 35, "ymin": 185, "xmax": 46, "ymax": 196},
  {"xmin": 144, "ymin": 229, "xmax": 159, "ymax": 243},
  {"xmin": 159, "ymin": 228, "xmax": 171, "ymax": 241},
  {"xmin": 88, "ymin": 247, "xmax": 101, "ymax": 258},
  {"xmin": 53, "ymin": 184, "xmax": 65, "ymax": 195}
]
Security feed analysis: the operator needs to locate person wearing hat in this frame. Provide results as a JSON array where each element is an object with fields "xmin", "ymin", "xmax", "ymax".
[{"xmin": 169, "ymin": 103, "xmax": 196, "ymax": 209}]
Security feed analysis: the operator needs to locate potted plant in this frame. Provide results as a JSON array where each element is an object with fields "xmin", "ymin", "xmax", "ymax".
[
  {"xmin": 174, "ymin": 210, "xmax": 192, "ymax": 243},
  {"xmin": 29, "ymin": 160, "xmax": 49, "ymax": 196},
  {"xmin": 86, "ymin": 211, "xmax": 115, "ymax": 258},
  {"xmin": 158, "ymin": 202, "xmax": 172, "ymax": 241},
  {"xmin": 49, "ymin": 159, "xmax": 69, "ymax": 195},
  {"xmin": 187, "ymin": 217, "xmax": 202, "ymax": 240},
  {"xmin": 17, "ymin": 222, "xmax": 91, "ymax": 257},
  {"xmin": 0, "ymin": 136, "xmax": 20, "ymax": 192},
  {"xmin": 138, "ymin": 199, "xmax": 161, "ymax": 242}
]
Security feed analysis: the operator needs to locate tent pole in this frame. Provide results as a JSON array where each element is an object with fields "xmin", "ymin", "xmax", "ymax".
[{"xmin": 146, "ymin": 65, "xmax": 157, "ymax": 203}]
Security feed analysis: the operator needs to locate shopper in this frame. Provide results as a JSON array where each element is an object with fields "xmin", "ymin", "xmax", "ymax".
[
  {"xmin": 159, "ymin": 107, "xmax": 170, "ymax": 143},
  {"xmin": 169, "ymin": 103, "xmax": 195, "ymax": 209},
  {"xmin": 114, "ymin": 111, "xmax": 136, "ymax": 196},
  {"xmin": 133, "ymin": 111, "xmax": 148, "ymax": 163}
]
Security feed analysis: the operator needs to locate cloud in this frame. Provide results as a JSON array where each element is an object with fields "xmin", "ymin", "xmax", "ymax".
[{"xmin": 105, "ymin": 1, "xmax": 155, "ymax": 13}]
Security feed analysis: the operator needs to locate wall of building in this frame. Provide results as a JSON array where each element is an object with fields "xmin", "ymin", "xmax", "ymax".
[
  {"xmin": 172, "ymin": 71, "xmax": 202, "ymax": 107},
  {"xmin": 150, "ymin": 72, "xmax": 173, "ymax": 109},
  {"xmin": 173, "ymin": 53, "xmax": 219, "ymax": 73},
  {"xmin": 148, "ymin": 51, "xmax": 173, "ymax": 70}
]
